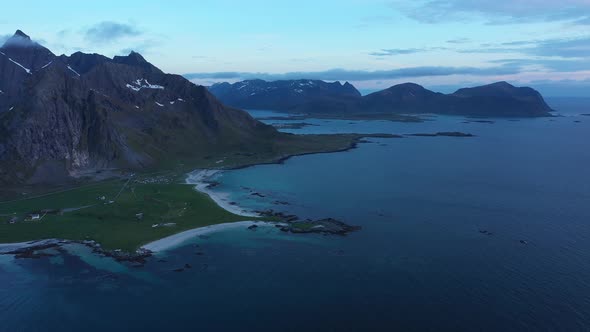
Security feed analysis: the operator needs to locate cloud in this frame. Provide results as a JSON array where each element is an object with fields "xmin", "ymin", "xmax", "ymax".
[
  {"xmin": 57, "ymin": 29, "xmax": 70, "ymax": 38},
  {"xmin": 85, "ymin": 21, "xmax": 142, "ymax": 44},
  {"xmin": 370, "ymin": 47, "xmax": 448, "ymax": 56},
  {"xmin": 528, "ymin": 37, "xmax": 590, "ymax": 58},
  {"xmin": 457, "ymin": 36, "xmax": 590, "ymax": 58},
  {"xmin": 490, "ymin": 58, "xmax": 590, "ymax": 72},
  {"xmin": 526, "ymin": 78, "xmax": 590, "ymax": 97},
  {"xmin": 0, "ymin": 34, "xmax": 10, "ymax": 45},
  {"xmin": 446, "ymin": 38, "xmax": 471, "ymax": 44},
  {"xmin": 573, "ymin": 16, "xmax": 590, "ymax": 24},
  {"xmin": 0, "ymin": 32, "xmax": 44, "ymax": 48},
  {"xmin": 392, "ymin": 0, "xmax": 590, "ymax": 25},
  {"xmin": 369, "ymin": 36, "xmax": 589, "ymax": 59},
  {"xmin": 118, "ymin": 38, "xmax": 159, "ymax": 56},
  {"xmin": 500, "ymin": 40, "xmax": 534, "ymax": 46},
  {"xmin": 370, "ymin": 48, "xmax": 427, "ymax": 56},
  {"xmin": 184, "ymin": 64, "xmax": 522, "ymax": 82}
]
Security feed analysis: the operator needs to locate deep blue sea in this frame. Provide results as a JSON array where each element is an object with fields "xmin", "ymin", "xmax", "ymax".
[{"xmin": 1, "ymin": 98, "xmax": 589, "ymax": 331}]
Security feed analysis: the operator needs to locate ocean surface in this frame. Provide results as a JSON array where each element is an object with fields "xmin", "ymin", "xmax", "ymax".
[{"xmin": 1, "ymin": 98, "xmax": 590, "ymax": 331}]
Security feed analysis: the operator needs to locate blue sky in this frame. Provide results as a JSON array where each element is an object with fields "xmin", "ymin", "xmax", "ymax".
[{"xmin": 1, "ymin": 0, "xmax": 590, "ymax": 96}]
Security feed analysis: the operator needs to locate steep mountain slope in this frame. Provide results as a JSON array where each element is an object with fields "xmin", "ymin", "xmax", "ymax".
[
  {"xmin": 209, "ymin": 79, "xmax": 361, "ymax": 112},
  {"xmin": 0, "ymin": 31, "xmax": 277, "ymax": 184},
  {"xmin": 209, "ymin": 79, "xmax": 553, "ymax": 117}
]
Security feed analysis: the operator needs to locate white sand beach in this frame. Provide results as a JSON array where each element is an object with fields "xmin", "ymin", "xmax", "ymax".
[
  {"xmin": 186, "ymin": 169, "xmax": 260, "ymax": 217},
  {"xmin": 141, "ymin": 170, "xmax": 277, "ymax": 252},
  {"xmin": 140, "ymin": 221, "xmax": 262, "ymax": 252}
]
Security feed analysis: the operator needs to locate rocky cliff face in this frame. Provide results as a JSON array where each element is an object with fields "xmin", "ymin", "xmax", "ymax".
[{"xmin": 0, "ymin": 31, "xmax": 276, "ymax": 184}]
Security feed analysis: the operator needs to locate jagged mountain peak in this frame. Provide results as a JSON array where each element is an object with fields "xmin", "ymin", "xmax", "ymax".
[
  {"xmin": 0, "ymin": 30, "xmax": 56, "ymax": 93},
  {"xmin": 2, "ymin": 29, "xmax": 38, "ymax": 48},
  {"xmin": 126, "ymin": 51, "xmax": 147, "ymax": 62},
  {"xmin": 112, "ymin": 51, "xmax": 161, "ymax": 73},
  {"xmin": 209, "ymin": 78, "xmax": 362, "ymax": 111},
  {"xmin": 114, "ymin": 51, "xmax": 148, "ymax": 65},
  {"xmin": 13, "ymin": 29, "xmax": 30, "ymax": 39}
]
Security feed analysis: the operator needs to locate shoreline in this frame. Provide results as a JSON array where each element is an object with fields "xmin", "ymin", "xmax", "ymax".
[
  {"xmin": 223, "ymin": 134, "xmax": 400, "ymax": 171},
  {"xmin": 140, "ymin": 221, "xmax": 268, "ymax": 252},
  {"xmin": 0, "ymin": 239, "xmax": 65, "ymax": 254},
  {"xmin": 185, "ymin": 169, "xmax": 260, "ymax": 217},
  {"xmin": 0, "ymin": 135, "xmax": 384, "ymax": 256}
]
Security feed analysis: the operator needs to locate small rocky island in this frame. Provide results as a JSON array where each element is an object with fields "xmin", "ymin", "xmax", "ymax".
[
  {"xmin": 256, "ymin": 210, "xmax": 361, "ymax": 235},
  {"xmin": 407, "ymin": 132, "xmax": 475, "ymax": 137},
  {"xmin": 270, "ymin": 122, "xmax": 317, "ymax": 129},
  {"xmin": 281, "ymin": 219, "xmax": 361, "ymax": 235}
]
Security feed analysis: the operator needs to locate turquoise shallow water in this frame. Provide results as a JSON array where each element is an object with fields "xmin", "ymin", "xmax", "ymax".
[{"xmin": 1, "ymin": 99, "xmax": 590, "ymax": 331}]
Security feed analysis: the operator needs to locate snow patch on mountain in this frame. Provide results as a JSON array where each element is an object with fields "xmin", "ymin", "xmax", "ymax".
[
  {"xmin": 126, "ymin": 79, "xmax": 165, "ymax": 92},
  {"xmin": 7, "ymin": 57, "xmax": 32, "ymax": 74},
  {"xmin": 67, "ymin": 65, "xmax": 81, "ymax": 77}
]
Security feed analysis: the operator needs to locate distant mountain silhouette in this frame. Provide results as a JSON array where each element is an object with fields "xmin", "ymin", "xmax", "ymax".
[
  {"xmin": 210, "ymin": 80, "xmax": 553, "ymax": 117},
  {"xmin": 209, "ymin": 79, "xmax": 361, "ymax": 112}
]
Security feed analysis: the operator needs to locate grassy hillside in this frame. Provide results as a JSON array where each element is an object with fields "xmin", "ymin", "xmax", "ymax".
[
  {"xmin": 0, "ymin": 133, "xmax": 385, "ymax": 251},
  {"xmin": 0, "ymin": 179, "xmax": 271, "ymax": 252}
]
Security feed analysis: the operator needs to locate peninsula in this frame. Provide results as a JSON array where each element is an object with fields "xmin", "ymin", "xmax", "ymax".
[{"xmin": 0, "ymin": 30, "xmax": 379, "ymax": 254}]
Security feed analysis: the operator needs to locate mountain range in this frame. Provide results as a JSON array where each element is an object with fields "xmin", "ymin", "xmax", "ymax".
[
  {"xmin": 0, "ymin": 29, "xmax": 555, "ymax": 185},
  {"xmin": 209, "ymin": 79, "xmax": 361, "ymax": 112},
  {"xmin": 209, "ymin": 80, "xmax": 554, "ymax": 117},
  {"xmin": 0, "ymin": 30, "xmax": 279, "ymax": 185}
]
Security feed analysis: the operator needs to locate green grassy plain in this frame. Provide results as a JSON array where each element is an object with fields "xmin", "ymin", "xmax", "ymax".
[
  {"xmin": 0, "ymin": 133, "xmax": 393, "ymax": 252},
  {"xmin": 0, "ymin": 180, "xmax": 270, "ymax": 252}
]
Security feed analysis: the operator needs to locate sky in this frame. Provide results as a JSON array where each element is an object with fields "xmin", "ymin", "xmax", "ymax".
[{"xmin": 1, "ymin": 0, "xmax": 589, "ymax": 96}]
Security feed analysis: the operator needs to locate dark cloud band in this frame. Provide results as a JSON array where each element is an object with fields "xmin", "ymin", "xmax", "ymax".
[
  {"xmin": 184, "ymin": 64, "xmax": 521, "ymax": 82},
  {"xmin": 85, "ymin": 21, "xmax": 141, "ymax": 43}
]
